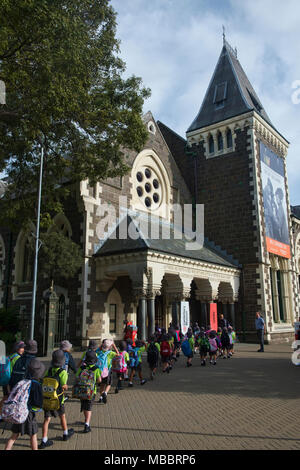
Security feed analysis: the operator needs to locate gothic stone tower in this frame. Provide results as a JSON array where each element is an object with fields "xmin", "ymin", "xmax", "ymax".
[{"xmin": 186, "ymin": 40, "xmax": 298, "ymax": 343}]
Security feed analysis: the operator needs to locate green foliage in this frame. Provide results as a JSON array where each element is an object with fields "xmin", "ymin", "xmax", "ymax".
[
  {"xmin": 37, "ymin": 229, "xmax": 83, "ymax": 283},
  {"xmin": 0, "ymin": 0, "xmax": 150, "ymax": 230}
]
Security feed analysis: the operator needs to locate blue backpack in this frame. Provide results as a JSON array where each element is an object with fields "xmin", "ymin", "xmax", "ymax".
[
  {"xmin": 181, "ymin": 339, "xmax": 192, "ymax": 357},
  {"xmin": 0, "ymin": 356, "xmax": 11, "ymax": 386},
  {"xmin": 129, "ymin": 348, "xmax": 139, "ymax": 368},
  {"xmin": 96, "ymin": 350, "xmax": 110, "ymax": 378}
]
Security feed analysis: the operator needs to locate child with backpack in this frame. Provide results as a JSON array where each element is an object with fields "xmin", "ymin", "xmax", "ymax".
[
  {"xmin": 4, "ymin": 359, "xmax": 45, "ymax": 451},
  {"xmin": 197, "ymin": 331, "xmax": 210, "ymax": 366},
  {"xmin": 160, "ymin": 335, "xmax": 173, "ymax": 373},
  {"xmin": 78, "ymin": 339, "xmax": 99, "ymax": 369},
  {"xmin": 228, "ymin": 326, "xmax": 236, "ymax": 356},
  {"xmin": 74, "ymin": 350, "xmax": 102, "ymax": 433},
  {"xmin": 1, "ymin": 341, "xmax": 25, "ymax": 418},
  {"xmin": 38, "ymin": 350, "xmax": 74, "ymax": 449},
  {"xmin": 181, "ymin": 329, "xmax": 195, "ymax": 367},
  {"xmin": 146, "ymin": 335, "xmax": 160, "ymax": 380},
  {"xmin": 111, "ymin": 341, "xmax": 129, "ymax": 394},
  {"xmin": 60, "ymin": 340, "xmax": 77, "ymax": 374},
  {"xmin": 208, "ymin": 332, "xmax": 218, "ymax": 365},
  {"xmin": 221, "ymin": 327, "xmax": 231, "ymax": 359},
  {"xmin": 128, "ymin": 340, "xmax": 147, "ymax": 387},
  {"xmin": 9, "ymin": 340, "xmax": 38, "ymax": 391},
  {"xmin": 97, "ymin": 339, "xmax": 120, "ymax": 403}
]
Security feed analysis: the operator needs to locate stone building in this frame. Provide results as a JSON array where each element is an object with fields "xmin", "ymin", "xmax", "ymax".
[{"xmin": 0, "ymin": 39, "xmax": 299, "ymax": 352}]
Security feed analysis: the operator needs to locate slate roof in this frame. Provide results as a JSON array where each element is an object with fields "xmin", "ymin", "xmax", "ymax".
[
  {"xmin": 94, "ymin": 212, "xmax": 240, "ymax": 269},
  {"xmin": 187, "ymin": 40, "xmax": 274, "ymax": 133}
]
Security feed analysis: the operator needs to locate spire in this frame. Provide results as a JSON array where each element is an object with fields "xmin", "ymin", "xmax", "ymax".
[{"xmin": 187, "ymin": 39, "xmax": 273, "ymax": 133}]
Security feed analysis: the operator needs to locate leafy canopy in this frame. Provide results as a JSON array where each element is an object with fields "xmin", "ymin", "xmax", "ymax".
[{"xmin": 0, "ymin": 0, "xmax": 150, "ymax": 229}]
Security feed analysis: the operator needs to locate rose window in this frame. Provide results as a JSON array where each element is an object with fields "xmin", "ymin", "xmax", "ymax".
[{"xmin": 135, "ymin": 167, "xmax": 162, "ymax": 210}]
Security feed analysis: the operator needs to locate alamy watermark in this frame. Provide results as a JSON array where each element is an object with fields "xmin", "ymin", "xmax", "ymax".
[
  {"xmin": 95, "ymin": 197, "xmax": 204, "ymax": 251},
  {"xmin": 0, "ymin": 80, "xmax": 6, "ymax": 105}
]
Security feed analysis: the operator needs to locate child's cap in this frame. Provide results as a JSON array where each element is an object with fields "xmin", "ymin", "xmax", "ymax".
[
  {"xmin": 52, "ymin": 349, "xmax": 66, "ymax": 368},
  {"xmin": 13, "ymin": 341, "xmax": 25, "ymax": 352}
]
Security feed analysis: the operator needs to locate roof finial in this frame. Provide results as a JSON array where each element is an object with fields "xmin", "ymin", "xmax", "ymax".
[{"xmin": 222, "ymin": 25, "xmax": 226, "ymax": 45}]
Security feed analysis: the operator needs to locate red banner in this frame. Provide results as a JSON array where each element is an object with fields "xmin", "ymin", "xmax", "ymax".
[
  {"xmin": 266, "ymin": 237, "xmax": 291, "ymax": 259},
  {"xmin": 210, "ymin": 303, "xmax": 218, "ymax": 331}
]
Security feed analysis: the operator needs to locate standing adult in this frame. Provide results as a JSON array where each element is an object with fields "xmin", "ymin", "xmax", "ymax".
[
  {"xmin": 219, "ymin": 314, "xmax": 229, "ymax": 330},
  {"xmin": 255, "ymin": 312, "xmax": 266, "ymax": 352}
]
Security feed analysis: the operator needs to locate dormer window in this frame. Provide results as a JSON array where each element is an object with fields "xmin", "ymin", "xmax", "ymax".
[{"xmin": 213, "ymin": 82, "xmax": 228, "ymax": 110}]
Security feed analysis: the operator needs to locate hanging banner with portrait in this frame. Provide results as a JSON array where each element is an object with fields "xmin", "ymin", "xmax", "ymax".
[
  {"xmin": 260, "ymin": 142, "xmax": 290, "ymax": 259},
  {"xmin": 180, "ymin": 301, "xmax": 190, "ymax": 336}
]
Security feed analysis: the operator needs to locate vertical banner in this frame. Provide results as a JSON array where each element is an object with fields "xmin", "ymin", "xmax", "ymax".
[
  {"xmin": 260, "ymin": 141, "xmax": 290, "ymax": 259},
  {"xmin": 180, "ymin": 301, "xmax": 190, "ymax": 336},
  {"xmin": 210, "ymin": 303, "xmax": 218, "ymax": 331}
]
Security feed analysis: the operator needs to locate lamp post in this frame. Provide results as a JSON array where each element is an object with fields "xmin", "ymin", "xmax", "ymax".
[{"xmin": 29, "ymin": 145, "xmax": 44, "ymax": 340}]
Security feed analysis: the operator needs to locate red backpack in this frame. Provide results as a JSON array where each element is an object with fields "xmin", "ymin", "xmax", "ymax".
[{"xmin": 160, "ymin": 341, "xmax": 172, "ymax": 358}]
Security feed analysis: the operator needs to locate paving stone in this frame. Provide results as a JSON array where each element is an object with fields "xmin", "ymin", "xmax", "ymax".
[{"xmin": 1, "ymin": 342, "xmax": 300, "ymax": 450}]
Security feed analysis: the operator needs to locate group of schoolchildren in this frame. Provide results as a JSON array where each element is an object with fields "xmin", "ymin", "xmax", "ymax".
[{"xmin": 0, "ymin": 321, "xmax": 236, "ymax": 450}]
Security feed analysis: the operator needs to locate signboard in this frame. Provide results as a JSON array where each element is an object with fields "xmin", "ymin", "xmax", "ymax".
[
  {"xmin": 180, "ymin": 301, "xmax": 190, "ymax": 336},
  {"xmin": 209, "ymin": 303, "xmax": 218, "ymax": 331},
  {"xmin": 260, "ymin": 142, "xmax": 290, "ymax": 259}
]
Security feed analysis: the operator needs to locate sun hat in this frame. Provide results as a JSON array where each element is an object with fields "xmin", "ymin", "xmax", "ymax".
[
  {"xmin": 24, "ymin": 340, "xmax": 38, "ymax": 355},
  {"xmin": 101, "ymin": 339, "xmax": 113, "ymax": 351},
  {"xmin": 27, "ymin": 359, "xmax": 45, "ymax": 380},
  {"xmin": 51, "ymin": 349, "xmax": 66, "ymax": 368},
  {"xmin": 60, "ymin": 340, "xmax": 72, "ymax": 351},
  {"xmin": 84, "ymin": 350, "xmax": 98, "ymax": 365}
]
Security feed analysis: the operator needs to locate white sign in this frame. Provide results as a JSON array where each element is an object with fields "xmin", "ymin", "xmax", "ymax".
[{"xmin": 180, "ymin": 301, "xmax": 190, "ymax": 336}]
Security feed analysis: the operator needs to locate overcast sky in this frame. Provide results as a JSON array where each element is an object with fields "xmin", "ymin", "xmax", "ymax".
[{"xmin": 110, "ymin": 0, "xmax": 300, "ymax": 206}]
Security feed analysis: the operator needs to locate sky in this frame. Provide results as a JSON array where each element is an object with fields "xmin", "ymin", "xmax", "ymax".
[{"xmin": 110, "ymin": 0, "xmax": 300, "ymax": 206}]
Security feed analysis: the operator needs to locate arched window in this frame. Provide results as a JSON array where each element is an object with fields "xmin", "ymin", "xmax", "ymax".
[
  {"xmin": 226, "ymin": 129, "xmax": 233, "ymax": 148},
  {"xmin": 208, "ymin": 135, "xmax": 214, "ymax": 154},
  {"xmin": 22, "ymin": 239, "xmax": 33, "ymax": 283},
  {"xmin": 217, "ymin": 132, "xmax": 223, "ymax": 151}
]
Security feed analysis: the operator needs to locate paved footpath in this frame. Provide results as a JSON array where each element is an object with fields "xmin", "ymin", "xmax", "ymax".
[{"xmin": 1, "ymin": 342, "xmax": 300, "ymax": 451}]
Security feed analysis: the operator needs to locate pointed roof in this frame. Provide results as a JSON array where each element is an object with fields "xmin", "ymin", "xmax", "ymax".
[
  {"xmin": 187, "ymin": 40, "xmax": 273, "ymax": 133},
  {"xmin": 94, "ymin": 211, "xmax": 240, "ymax": 269}
]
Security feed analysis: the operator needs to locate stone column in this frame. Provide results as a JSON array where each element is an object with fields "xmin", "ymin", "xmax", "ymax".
[
  {"xmin": 147, "ymin": 297, "xmax": 155, "ymax": 338},
  {"xmin": 222, "ymin": 303, "xmax": 228, "ymax": 320},
  {"xmin": 138, "ymin": 297, "xmax": 147, "ymax": 341},
  {"xmin": 200, "ymin": 302, "xmax": 207, "ymax": 328},
  {"xmin": 229, "ymin": 303, "xmax": 235, "ymax": 328}
]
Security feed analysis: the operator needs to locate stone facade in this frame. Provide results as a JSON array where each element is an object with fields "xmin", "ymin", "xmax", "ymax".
[{"xmin": 0, "ymin": 42, "xmax": 298, "ymax": 350}]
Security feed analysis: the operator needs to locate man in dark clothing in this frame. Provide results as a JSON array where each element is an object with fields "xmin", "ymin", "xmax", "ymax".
[{"xmin": 219, "ymin": 314, "xmax": 229, "ymax": 330}]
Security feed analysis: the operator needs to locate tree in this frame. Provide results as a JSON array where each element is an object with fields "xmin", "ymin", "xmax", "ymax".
[
  {"xmin": 36, "ymin": 230, "xmax": 83, "ymax": 285},
  {"xmin": 0, "ymin": 0, "xmax": 150, "ymax": 229}
]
